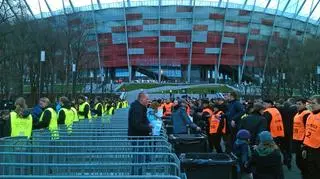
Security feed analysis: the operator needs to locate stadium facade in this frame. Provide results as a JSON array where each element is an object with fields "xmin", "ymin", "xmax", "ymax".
[{"xmin": 22, "ymin": 0, "xmax": 320, "ymax": 83}]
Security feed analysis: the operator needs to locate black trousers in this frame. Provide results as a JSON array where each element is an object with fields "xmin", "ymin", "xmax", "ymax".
[
  {"xmin": 293, "ymin": 140, "xmax": 306, "ymax": 176},
  {"xmin": 208, "ymin": 133, "xmax": 223, "ymax": 153},
  {"xmin": 304, "ymin": 147, "xmax": 320, "ymax": 179},
  {"xmin": 224, "ymin": 127, "xmax": 238, "ymax": 154},
  {"xmin": 274, "ymin": 137, "xmax": 292, "ymax": 167}
]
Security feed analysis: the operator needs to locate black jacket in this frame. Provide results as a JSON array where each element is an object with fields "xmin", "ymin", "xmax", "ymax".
[
  {"xmin": 239, "ymin": 112, "xmax": 267, "ymax": 144},
  {"xmin": 278, "ymin": 104, "xmax": 297, "ymax": 140},
  {"xmin": 33, "ymin": 106, "xmax": 52, "ymax": 129},
  {"xmin": 128, "ymin": 100, "xmax": 151, "ymax": 136},
  {"xmin": 248, "ymin": 149, "xmax": 284, "ymax": 179},
  {"xmin": 58, "ymin": 103, "xmax": 72, "ymax": 125},
  {"xmin": 91, "ymin": 103, "xmax": 103, "ymax": 117},
  {"xmin": 78, "ymin": 102, "xmax": 90, "ymax": 119}
]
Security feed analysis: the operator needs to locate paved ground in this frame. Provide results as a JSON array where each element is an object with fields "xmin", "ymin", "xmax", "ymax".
[{"xmin": 283, "ymin": 155, "xmax": 301, "ymax": 179}]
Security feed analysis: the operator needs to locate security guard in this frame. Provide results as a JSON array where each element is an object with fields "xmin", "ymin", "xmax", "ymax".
[
  {"xmin": 209, "ymin": 105, "xmax": 226, "ymax": 153},
  {"xmin": 116, "ymin": 100, "xmax": 122, "ymax": 109},
  {"xmin": 263, "ymin": 99, "xmax": 287, "ymax": 168},
  {"xmin": 293, "ymin": 98, "xmax": 310, "ymax": 177},
  {"xmin": 107, "ymin": 103, "xmax": 115, "ymax": 116},
  {"xmin": 302, "ymin": 95, "xmax": 320, "ymax": 179},
  {"xmin": 34, "ymin": 97, "xmax": 59, "ymax": 140},
  {"xmin": 163, "ymin": 99, "xmax": 173, "ymax": 116},
  {"xmin": 104, "ymin": 101, "xmax": 109, "ymax": 115},
  {"xmin": 263, "ymin": 100, "xmax": 285, "ymax": 138},
  {"xmin": 6, "ymin": 97, "xmax": 33, "ymax": 139},
  {"xmin": 201, "ymin": 99, "xmax": 213, "ymax": 131},
  {"xmin": 78, "ymin": 95, "xmax": 92, "ymax": 120},
  {"xmin": 57, "ymin": 97, "xmax": 75, "ymax": 135},
  {"xmin": 92, "ymin": 96, "xmax": 104, "ymax": 118},
  {"xmin": 71, "ymin": 106, "xmax": 79, "ymax": 122}
]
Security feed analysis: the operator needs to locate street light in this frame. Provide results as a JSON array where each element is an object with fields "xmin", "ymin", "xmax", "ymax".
[
  {"xmin": 39, "ymin": 50, "xmax": 45, "ymax": 99},
  {"xmin": 160, "ymin": 70, "xmax": 164, "ymax": 83},
  {"xmin": 90, "ymin": 71, "xmax": 94, "ymax": 94}
]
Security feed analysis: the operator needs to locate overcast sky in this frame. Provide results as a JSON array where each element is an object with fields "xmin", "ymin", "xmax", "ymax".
[{"xmin": 25, "ymin": 0, "xmax": 320, "ymax": 22}]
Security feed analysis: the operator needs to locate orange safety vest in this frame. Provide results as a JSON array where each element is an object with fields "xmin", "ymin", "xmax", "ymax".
[
  {"xmin": 303, "ymin": 112, "xmax": 320, "ymax": 149},
  {"xmin": 293, "ymin": 110, "xmax": 310, "ymax": 141},
  {"xmin": 186, "ymin": 104, "xmax": 191, "ymax": 116},
  {"xmin": 164, "ymin": 103, "xmax": 173, "ymax": 116},
  {"xmin": 202, "ymin": 108, "xmax": 213, "ymax": 116},
  {"xmin": 264, "ymin": 108, "xmax": 285, "ymax": 138},
  {"xmin": 209, "ymin": 111, "xmax": 226, "ymax": 134}
]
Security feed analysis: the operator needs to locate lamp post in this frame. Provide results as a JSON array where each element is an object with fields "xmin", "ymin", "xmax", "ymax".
[
  {"xmin": 316, "ymin": 66, "xmax": 320, "ymax": 93},
  {"xmin": 39, "ymin": 50, "xmax": 45, "ymax": 99},
  {"xmin": 72, "ymin": 64, "xmax": 76, "ymax": 98},
  {"xmin": 282, "ymin": 73, "xmax": 286, "ymax": 97},
  {"xmin": 160, "ymin": 70, "xmax": 163, "ymax": 83},
  {"xmin": 90, "ymin": 71, "xmax": 94, "ymax": 95}
]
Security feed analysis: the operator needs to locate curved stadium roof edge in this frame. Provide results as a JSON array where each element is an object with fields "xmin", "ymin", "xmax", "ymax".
[{"xmin": 22, "ymin": 0, "xmax": 320, "ymax": 26}]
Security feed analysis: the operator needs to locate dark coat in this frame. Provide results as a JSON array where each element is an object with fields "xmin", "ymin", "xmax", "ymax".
[
  {"xmin": 248, "ymin": 149, "xmax": 284, "ymax": 179},
  {"xmin": 225, "ymin": 99, "xmax": 245, "ymax": 128},
  {"xmin": 239, "ymin": 112, "xmax": 267, "ymax": 144},
  {"xmin": 172, "ymin": 106, "xmax": 198, "ymax": 134},
  {"xmin": 128, "ymin": 100, "xmax": 151, "ymax": 136}
]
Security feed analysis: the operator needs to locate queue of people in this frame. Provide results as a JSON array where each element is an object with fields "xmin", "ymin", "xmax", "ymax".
[
  {"xmin": 0, "ymin": 95, "xmax": 128, "ymax": 139},
  {"xmin": 128, "ymin": 91, "xmax": 320, "ymax": 179}
]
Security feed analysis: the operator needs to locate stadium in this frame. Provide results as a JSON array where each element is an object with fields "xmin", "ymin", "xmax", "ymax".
[{"xmin": 13, "ymin": 0, "xmax": 320, "ymax": 83}]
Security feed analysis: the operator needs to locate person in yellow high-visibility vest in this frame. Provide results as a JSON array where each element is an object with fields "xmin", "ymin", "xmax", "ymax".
[
  {"xmin": 5, "ymin": 97, "xmax": 33, "ymax": 139},
  {"xmin": 108, "ymin": 103, "xmax": 115, "ymax": 115},
  {"xmin": 104, "ymin": 101, "xmax": 109, "ymax": 115},
  {"xmin": 92, "ymin": 96, "xmax": 104, "ymax": 118},
  {"xmin": 116, "ymin": 101, "xmax": 121, "ymax": 109},
  {"xmin": 77, "ymin": 95, "xmax": 92, "ymax": 120},
  {"xmin": 33, "ymin": 97, "xmax": 59, "ymax": 140},
  {"xmin": 70, "ymin": 98, "xmax": 79, "ymax": 122},
  {"xmin": 57, "ymin": 97, "xmax": 74, "ymax": 135}
]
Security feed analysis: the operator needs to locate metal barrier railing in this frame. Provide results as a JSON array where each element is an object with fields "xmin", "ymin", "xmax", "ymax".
[{"xmin": 0, "ymin": 108, "xmax": 182, "ymax": 178}]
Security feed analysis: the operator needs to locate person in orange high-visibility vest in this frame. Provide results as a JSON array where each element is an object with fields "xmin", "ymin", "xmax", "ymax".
[
  {"xmin": 263, "ymin": 100, "xmax": 285, "ymax": 138},
  {"xmin": 302, "ymin": 96, "xmax": 320, "ymax": 179},
  {"xmin": 208, "ymin": 104, "xmax": 226, "ymax": 153},
  {"xmin": 163, "ymin": 99, "xmax": 173, "ymax": 116},
  {"xmin": 263, "ymin": 99, "xmax": 287, "ymax": 169},
  {"xmin": 293, "ymin": 98, "xmax": 310, "ymax": 177},
  {"xmin": 200, "ymin": 99, "xmax": 213, "ymax": 133}
]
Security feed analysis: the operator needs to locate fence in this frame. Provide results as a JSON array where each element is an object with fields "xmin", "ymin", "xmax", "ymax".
[{"xmin": 0, "ymin": 107, "xmax": 184, "ymax": 178}]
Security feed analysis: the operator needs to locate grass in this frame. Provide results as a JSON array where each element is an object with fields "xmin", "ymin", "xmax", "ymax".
[
  {"xmin": 118, "ymin": 83, "xmax": 176, "ymax": 92},
  {"xmin": 156, "ymin": 85, "xmax": 234, "ymax": 94}
]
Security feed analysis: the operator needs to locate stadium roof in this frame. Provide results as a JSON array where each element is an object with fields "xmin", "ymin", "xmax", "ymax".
[{"xmin": 20, "ymin": 0, "xmax": 320, "ymax": 25}]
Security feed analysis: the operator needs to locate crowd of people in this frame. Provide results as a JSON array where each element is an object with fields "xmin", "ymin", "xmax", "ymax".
[
  {"xmin": 128, "ymin": 92, "xmax": 320, "ymax": 179},
  {"xmin": 0, "ymin": 95, "xmax": 128, "ymax": 139}
]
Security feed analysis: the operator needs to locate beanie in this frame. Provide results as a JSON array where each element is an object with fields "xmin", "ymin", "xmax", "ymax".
[
  {"xmin": 259, "ymin": 131, "xmax": 273, "ymax": 143},
  {"xmin": 236, "ymin": 129, "xmax": 251, "ymax": 140}
]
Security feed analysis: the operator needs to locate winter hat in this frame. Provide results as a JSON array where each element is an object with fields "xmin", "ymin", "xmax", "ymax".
[
  {"xmin": 236, "ymin": 129, "xmax": 251, "ymax": 140},
  {"xmin": 259, "ymin": 131, "xmax": 273, "ymax": 143}
]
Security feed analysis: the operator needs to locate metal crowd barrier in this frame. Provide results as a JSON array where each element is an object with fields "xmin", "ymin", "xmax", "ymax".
[
  {"xmin": 0, "ymin": 162, "xmax": 180, "ymax": 176},
  {"xmin": 1, "ymin": 176, "xmax": 183, "ymax": 179},
  {"xmin": 0, "ymin": 108, "xmax": 184, "ymax": 178},
  {"xmin": 0, "ymin": 145, "xmax": 172, "ymax": 153}
]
